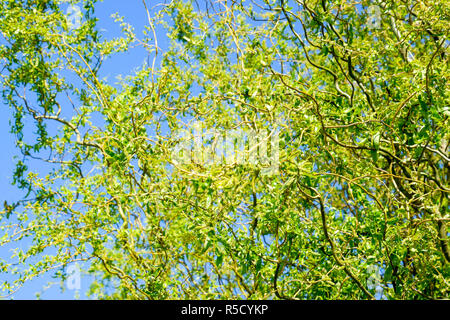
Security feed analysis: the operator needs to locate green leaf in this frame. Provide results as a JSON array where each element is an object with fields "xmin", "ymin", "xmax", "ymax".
[{"xmin": 215, "ymin": 254, "xmax": 223, "ymax": 268}]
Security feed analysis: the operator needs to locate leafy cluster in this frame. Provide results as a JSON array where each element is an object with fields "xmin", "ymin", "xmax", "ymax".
[{"xmin": 0, "ymin": 0, "xmax": 448, "ymax": 299}]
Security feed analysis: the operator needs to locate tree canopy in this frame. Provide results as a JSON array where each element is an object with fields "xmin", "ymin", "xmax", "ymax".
[{"xmin": 0, "ymin": 0, "xmax": 449, "ymax": 299}]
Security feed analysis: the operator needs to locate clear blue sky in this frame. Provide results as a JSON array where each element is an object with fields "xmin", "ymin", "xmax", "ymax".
[{"xmin": 0, "ymin": 0, "xmax": 165, "ymax": 299}]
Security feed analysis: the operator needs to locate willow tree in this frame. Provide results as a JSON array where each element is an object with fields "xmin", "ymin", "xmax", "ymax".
[{"xmin": 0, "ymin": 0, "xmax": 448, "ymax": 299}]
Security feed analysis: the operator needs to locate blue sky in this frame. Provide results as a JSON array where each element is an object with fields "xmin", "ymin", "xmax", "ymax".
[{"xmin": 0, "ymin": 0, "xmax": 164, "ymax": 299}]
